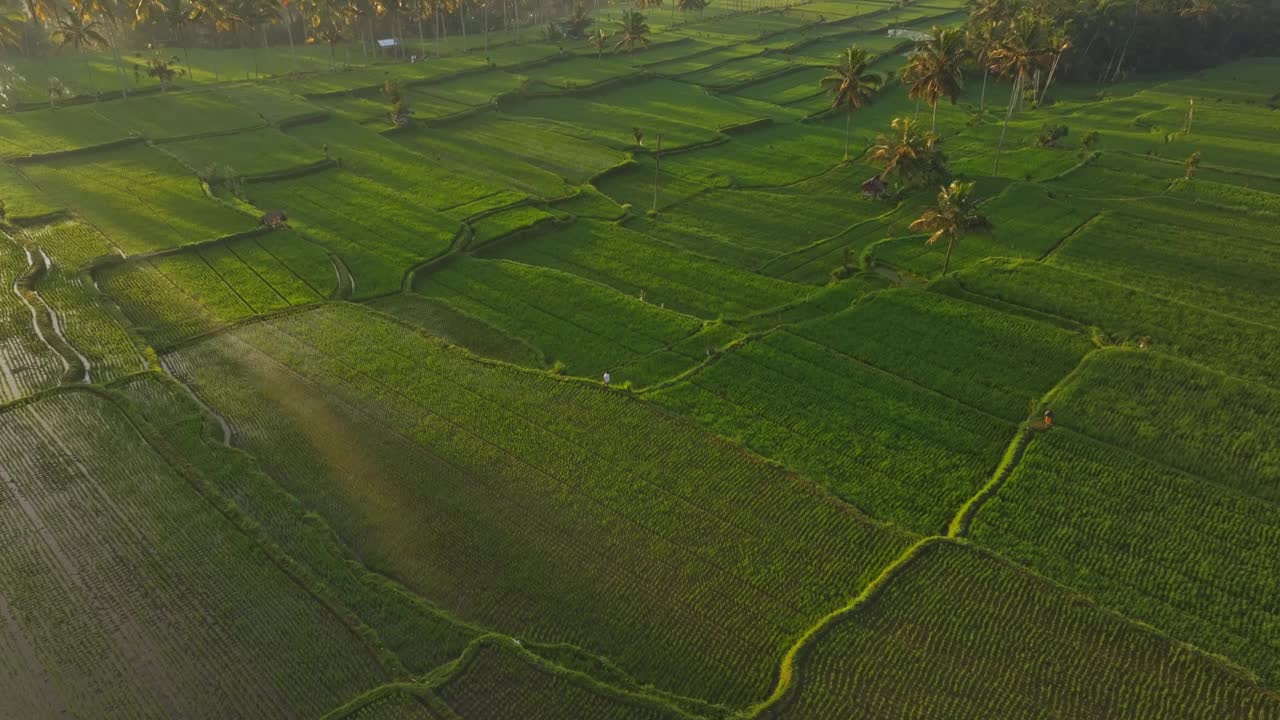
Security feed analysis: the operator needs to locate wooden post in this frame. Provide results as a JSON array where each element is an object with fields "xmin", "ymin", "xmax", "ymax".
[{"xmin": 653, "ymin": 134, "xmax": 662, "ymax": 212}]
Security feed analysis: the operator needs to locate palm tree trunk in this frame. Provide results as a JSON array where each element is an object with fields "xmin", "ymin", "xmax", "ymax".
[
  {"xmin": 110, "ymin": 42, "xmax": 129, "ymax": 99},
  {"xmin": 83, "ymin": 52, "xmax": 97, "ymax": 98},
  {"xmin": 284, "ymin": 6, "xmax": 296, "ymax": 71},
  {"xmin": 483, "ymin": 0, "xmax": 489, "ymax": 53},
  {"xmin": 843, "ymin": 109, "xmax": 850, "ymax": 161},
  {"xmin": 1112, "ymin": 1, "xmax": 1138, "ymax": 82},
  {"xmin": 942, "ymin": 234, "xmax": 954, "ymax": 275},
  {"xmin": 978, "ymin": 66, "xmax": 987, "ymax": 113},
  {"xmin": 1038, "ymin": 52, "xmax": 1061, "ymax": 106},
  {"xmin": 931, "ymin": 100, "xmax": 937, "ymax": 134},
  {"xmin": 913, "ymin": 96, "xmax": 920, "ymax": 121},
  {"xmin": 460, "ymin": 0, "xmax": 467, "ymax": 51},
  {"xmin": 261, "ymin": 24, "xmax": 271, "ymax": 74},
  {"xmin": 181, "ymin": 28, "xmax": 194, "ymax": 84},
  {"xmin": 992, "ymin": 74, "xmax": 1019, "ymax": 175}
]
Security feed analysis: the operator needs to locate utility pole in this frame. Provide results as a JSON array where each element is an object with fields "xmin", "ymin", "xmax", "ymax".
[{"xmin": 653, "ymin": 134, "xmax": 662, "ymax": 212}]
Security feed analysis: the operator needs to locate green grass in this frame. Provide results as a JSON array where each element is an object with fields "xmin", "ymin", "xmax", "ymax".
[
  {"xmin": 412, "ymin": 69, "xmax": 528, "ymax": 105},
  {"xmin": 0, "ymin": 233, "xmax": 63, "ymax": 401},
  {"xmin": 610, "ymin": 320, "xmax": 744, "ymax": 389},
  {"xmin": 0, "ymin": 163, "xmax": 64, "ymax": 220},
  {"xmin": 483, "ymin": 219, "xmax": 813, "ymax": 318},
  {"xmin": 772, "ymin": 539, "xmax": 1280, "ymax": 719},
  {"xmin": 0, "ymin": 103, "xmax": 127, "ymax": 158},
  {"xmin": 971, "ymin": 427, "xmax": 1280, "ymax": 690},
  {"xmin": 1050, "ymin": 200, "xmax": 1280, "ymax": 323},
  {"xmin": 282, "ymin": 117, "xmax": 502, "ymax": 210},
  {"xmin": 243, "ymin": 168, "xmax": 460, "ymax": 297},
  {"xmin": 523, "ymin": 56, "xmax": 642, "ymax": 88},
  {"xmin": 368, "ymin": 293, "xmax": 546, "ymax": 368},
  {"xmin": 1049, "ymin": 349, "xmax": 1280, "ymax": 504},
  {"xmin": 215, "ymin": 83, "xmax": 324, "ymax": 123},
  {"xmin": 645, "ymin": 121, "xmax": 848, "ymax": 188},
  {"xmin": 429, "ymin": 638, "xmax": 691, "ymax": 719},
  {"xmin": 161, "ymin": 126, "xmax": 324, "ymax": 177},
  {"xmin": 92, "ymin": 89, "xmax": 266, "ymax": 139},
  {"xmin": 165, "ymin": 303, "xmax": 916, "ymax": 705},
  {"xmin": 18, "ymin": 220, "xmax": 143, "ymax": 381},
  {"xmin": 872, "ymin": 181, "xmax": 1097, "ymax": 276},
  {"xmin": 101, "ymin": 230, "xmax": 333, "ymax": 345},
  {"xmin": 793, "ymin": 289, "xmax": 1094, "ymax": 421},
  {"xmin": 20, "ymin": 144, "xmax": 251, "ymax": 254},
  {"xmin": 949, "ymin": 258, "xmax": 1280, "ymax": 389},
  {"xmin": 644, "ymin": 173, "xmax": 885, "ymax": 270},
  {"xmin": 648, "ymin": 329, "xmax": 1014, "ymax": 533},
  {"xmin": 117, "ymin": 371, "xmax": 483, "ymax": 675},
  {"xmin": 0, "ymin": 389, "xmax": 389, "ymax": 718},
  {"xmin": 392, "ymin": 115, "xmax": 626, "ymax": 198},
  {"xmin": 468, "ymin": 204, "xmax": 558, "ymax": 246},
  {"xmin": 408, "ymin": 256, "xmax": 700, "ymax": 375},
  {"xmin": 728, "ymin": 65, "xmax": 827, "ymax": 106},
  {"xmin": 506, "ymin": 78, "xmax": 763, "ymax": 149}
]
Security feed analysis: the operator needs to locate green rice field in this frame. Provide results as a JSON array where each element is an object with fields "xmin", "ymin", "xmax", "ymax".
[{"xmin": 2, "ymin": 1, "xmax": 1280, "ymax": 716}]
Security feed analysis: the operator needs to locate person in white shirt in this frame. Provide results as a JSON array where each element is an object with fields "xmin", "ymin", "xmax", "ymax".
[{"xmin": 603, "ymin": 372, "xmax": 611, "ymax": 385}]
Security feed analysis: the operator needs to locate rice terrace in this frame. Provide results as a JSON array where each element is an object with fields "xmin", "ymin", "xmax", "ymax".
[{"xmin": 0, "ymin": 0, "xmax": 1278, "ymax": 713}]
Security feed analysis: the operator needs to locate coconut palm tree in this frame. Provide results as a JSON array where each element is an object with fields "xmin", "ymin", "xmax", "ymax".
[
  {"xmin": 909, "ymin": 180, "xmax": 991, "ymax": 275},
  {"xmin": 50, "ymin": 4, "xmax": 109, "ymax": 96},
  {"xmin": 987, "ymin": 16, "xmax": 1048, "ymax": 174},
  {"xmin": 820, "ymin": 45, "xmax": 883, "ymax": 162},
  {"xmin": 614, "ymin": 9, "xmax": 648, "ymax": 54},
  {"xmin": 1, "ymin": 0, "xmax": 24, "ymax": 51},
  {"xmin": 132, "ymin": 0, "xmax": 197, "ymax": 85},
  {"xmin": 1, "ymin": 15, "xmax": 21, "ymax": 50},
  {"xmin": 965, "ymin": 18, "xmax": 1000, "ymax": 115},
  {"xmin": 142, "ymin": 50, "xmax": 182, "ymax": 90},
  {"xmin": 866, "ymin": 116, "xmax": 944, "ymax": 191},
  {"xmin": 563, "ymin": 0, "xmax": 589, "ymax": 37},
  {"xmin": 1036, "ymin": 26, "xmax": 1072, "ymax": 105},
  {"xmin": 587, "ymin": 27, "xmax": 608, "ymax": 57},
  {"xmin": 304, "ymin": 0, "xmax": 347, "ymax": 69},
  {"xmin": 675, "ymin": 0, "xmax": 704, "ymax": 18},
  {"xmin": 901, "ymin": 25, "xmax": 967, "ymax": 134},
  {"xmin": 71, "ymin": 0, "xmax": 133, "ymax": 98}
]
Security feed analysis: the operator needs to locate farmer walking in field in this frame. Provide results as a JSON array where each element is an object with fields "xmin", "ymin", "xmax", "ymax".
[
  {"xmin": 1043, "ymin": 409, "xmax": 1055, "ymax": 428},
  {"xmin": 603, "ymin": 371, "xmax": 611, "ymax": 385}
]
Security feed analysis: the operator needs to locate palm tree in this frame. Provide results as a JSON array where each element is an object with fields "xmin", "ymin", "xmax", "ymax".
[
  {"xmin": 563, "ymin": 0, "xmax": 590, "ymax": 37},
  {"xmin": 1, "ymin": 15, "xmax": 22, "ymax": 50},
  {"xmin": 909, "ymin": 180, "xmax": 991, "ymax": 275},
  {"xmin": 966, "ymin": 19, "xmax": 1000, "ymax": 115},
  {"xmin": 587, "ymin": 27, "xmax": 608, "ymax": 58},
  {"xmin": 1036, "ymin": 26, "xmax": 1072, "ymax": 105},
  {"xmin": 675, "ymin": 0, "xmax": 703, "ymax": 18},
  {"xmin": 988, "ymin": 16, "xmax": 1048, "ymax": 174},
  {"xmin": 143, "ymin": 50, "xmax": 183, "ymax": 90},
  {"xmin": 901, "ymin": 26, "xmax": 967, "ymax": 134},
  {"xmin": 0, "ymin": 64, "xmax": 25, "ymax": 112},
  {"xmin": 614, "ymin": 9, "xmax": 648, "ymax": 54},
  {"xmin": 866, "ymin": 116, "xmax": 944, "ymax": 191},
  {"xmin": 50, "ymin": 5, "xmax": 109, "ymax": 96},
  {"xmin": 820, "ymin": 45, "xmax": 883, "ymax": 162},
  {"xmin": 304, "ymin": 0, "xmax": 347, "ymax": 69},
  {"xmin": 132, "ymin": 0, "xmax": 197, "ymax": 85}
]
